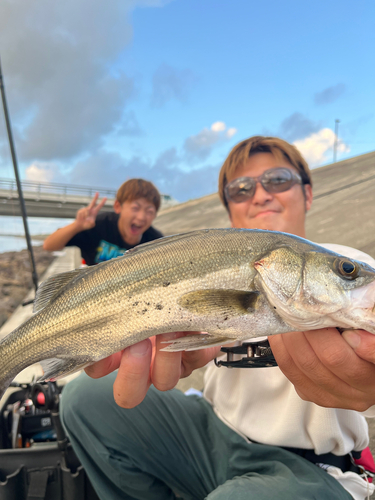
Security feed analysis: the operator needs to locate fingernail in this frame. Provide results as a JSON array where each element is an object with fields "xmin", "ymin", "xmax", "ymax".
[
  {"xmin": 129, "ymin": 340, "xmax": 150, "ymax": 358},
  {"xmin": 342, "ymin": 331, "xmax": 361, "ymax": 349}
]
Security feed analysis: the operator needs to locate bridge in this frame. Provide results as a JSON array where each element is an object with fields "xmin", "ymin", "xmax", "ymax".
[{"xmin": 0, "ymin": 178, "xmax": 177, "ymax": 218}]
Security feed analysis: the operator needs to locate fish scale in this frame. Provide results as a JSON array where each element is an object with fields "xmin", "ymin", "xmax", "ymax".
[{"xmin": 1, "ymin": 228, "xmax": 375, "ymax": 399}]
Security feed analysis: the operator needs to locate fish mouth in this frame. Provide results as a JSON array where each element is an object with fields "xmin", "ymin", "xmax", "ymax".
[
  {"xmin": 337, "ymin": 281, "xmax": 375, "ymax": 333},
  {"xmin": 350, "ymin": 281, "xmax": 375, "ymax": 312}
]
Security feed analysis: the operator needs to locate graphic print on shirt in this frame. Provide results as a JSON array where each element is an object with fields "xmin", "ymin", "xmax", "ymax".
[{"xmin": 95, "ymin": 240, "xmax": 127, "ymax": 263}]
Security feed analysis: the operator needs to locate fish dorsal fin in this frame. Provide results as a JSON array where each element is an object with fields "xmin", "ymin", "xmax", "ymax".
[
  {"xmin": 118, "ymin": 230, "xmax": 212, "ymax": 257},
  {"xmin": 178, "ymin": 289, "xmax": 260, "ymax": 316},
  {"xmin": 33, "ymin": 268, "xmax": 87, "ymax": 313}
]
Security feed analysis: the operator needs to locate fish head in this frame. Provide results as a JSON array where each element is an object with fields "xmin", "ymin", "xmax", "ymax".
[{"xmin": 254, "ymin": 246, "xmax": 375, "ymax": 332}]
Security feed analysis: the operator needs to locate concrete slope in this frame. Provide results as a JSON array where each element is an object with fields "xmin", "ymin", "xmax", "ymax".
[
  {"xmin": 155, "ymin": 193, "xmax": 229, "ymax": 235},
  {"xmin": 306, "ymin": 151, "xmax": 375, "ymax": 258}
]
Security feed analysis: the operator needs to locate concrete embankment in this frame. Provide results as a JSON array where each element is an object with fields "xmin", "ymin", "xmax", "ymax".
[
  {"xmin": 0, "ymin": 247, "xmax": 81, "ymax": 384},
  {"xmin": 0, "ymin": 246, "xmax": 55, "ymax": 328}
]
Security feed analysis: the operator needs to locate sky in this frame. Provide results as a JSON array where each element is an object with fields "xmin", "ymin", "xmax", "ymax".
[{"xmin": 0, "ymin": 0, "xmax": 374, "ymax": 202}]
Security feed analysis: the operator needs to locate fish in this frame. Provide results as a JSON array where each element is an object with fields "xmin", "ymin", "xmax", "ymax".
[{"xmin": 0, "ymin": 228, "xmax": 375, "ymax": 399}]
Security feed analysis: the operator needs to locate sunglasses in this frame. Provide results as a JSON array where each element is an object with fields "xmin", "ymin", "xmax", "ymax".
[{"xmin": 224, "ymin": 167, "xmax": 302, "ymax": 204}]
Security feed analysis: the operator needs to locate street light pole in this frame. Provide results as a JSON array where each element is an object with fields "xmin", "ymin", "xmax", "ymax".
[
  {"xmin": 333, "ymin": 119, "xmax": 340, "ymax": 163},
  {"xmin": 0, "ymin": 55, "xmax": 39, "ymax": 293}
]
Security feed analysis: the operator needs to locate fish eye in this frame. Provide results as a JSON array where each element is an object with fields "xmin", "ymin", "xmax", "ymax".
[{"xmin": 335, "ymin": 258, "xmax": 359, "ymax": 280}]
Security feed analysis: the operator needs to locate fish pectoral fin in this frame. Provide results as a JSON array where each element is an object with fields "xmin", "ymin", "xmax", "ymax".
[
  {"xmin": 38, "ymin": 357, "xmax": 91, "ymax": 382},
  {"xmin": 178, "ymin": 289, "xmax": 260, "ymax": 316},
  {"xmin": 160, "ymin": 334, "xmax": 233, "ymax": 352},
  {"xmin": 33, "ymin": 268, "xmax": 90, "ymax": 313}
]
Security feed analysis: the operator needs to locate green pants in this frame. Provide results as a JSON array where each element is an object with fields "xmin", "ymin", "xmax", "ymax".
[{"xmin": 60, "ymin": 372, "xmax": 353, "ymax": 500}]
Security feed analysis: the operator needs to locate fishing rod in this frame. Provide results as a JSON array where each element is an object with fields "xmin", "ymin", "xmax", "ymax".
[{"xmin": 0, "ymin": 55, "xmax": 39, "ymax": 294}]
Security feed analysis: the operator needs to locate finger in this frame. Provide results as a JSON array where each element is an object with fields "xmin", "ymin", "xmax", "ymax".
[
  {"xmin": 342, "ymin": 330, "xmax": 375, "ymax": 363},
  {"xmin": 270, "ymin": 334, "xmax": 354, "ymax": 408},
  {"xmin": 152, "ymin": 333, "xmax": 185, "ymax": 391},
  {"xmin": 76, "ymin": 207, "xmax": 89, "ymax": 220},
  {"xmin": 113, "ymin": 339, "xmax": 152, "ymax": 408},
  {"xmin": 269, "ymin": 333, "xmax": 313, "ymax": 390},
  {"xmin": 180, "ymin": 346, "xmax": 221, "ymax": 378},
  {"xmin": 303, "ymin": 329, "xmax": 375, "ymax": 393},
  {"xmin": 84, "ymin": 351, "xmax": 123, "ymax": 378},
  {"xmin": 270, "ymin": 331, "xmax": 372, "ymax": 410},
  {"xmin": 94, "ymin": 197, "xmax": 107, "ymax": 214},
  {"xmin": 293, "ymin": 385, "xmax": 347, "ymax": 409},
  {"xmin": 273, "ymin": 329, "xmax": 341, "ymax": 383},
  {"xmin": 87, "ymin": 192, "xmax": 99, "ymax": 210},
  {"xmin": 278, "ymin": 330, "xmax": 354, "ymax": 392}
]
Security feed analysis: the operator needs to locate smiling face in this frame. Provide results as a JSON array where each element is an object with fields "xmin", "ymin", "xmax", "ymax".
[
  {"xmin": 227, "ymin": 152, "xmax": 313, "ymax": 237},
  {"xmin": 114, "ymin": 197, "xmax": 157, "ymax": 246}
]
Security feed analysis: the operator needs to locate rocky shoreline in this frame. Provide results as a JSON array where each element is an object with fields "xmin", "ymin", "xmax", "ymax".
[{"xmin": 0, "ymin": 246, "xmax": 55, "ymax": 328}]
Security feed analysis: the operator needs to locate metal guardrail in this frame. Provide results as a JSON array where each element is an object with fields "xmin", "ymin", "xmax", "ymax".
[
  {"xmin": 0, "ymin": 178, "xmax": 117, "ymax": 203},
  {"xmin": 0, "ymin": 178, "xmax": 177, "ymax": 219}
]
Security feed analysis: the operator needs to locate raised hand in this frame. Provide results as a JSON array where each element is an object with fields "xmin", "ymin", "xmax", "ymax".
[{"xmin": 75, "ymin": 192, "xmax": 108, "ymax": 231}]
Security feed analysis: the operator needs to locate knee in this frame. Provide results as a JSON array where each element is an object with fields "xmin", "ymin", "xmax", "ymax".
[
  {"xmin": 206, "ymin": 480, "xmax": 235, "ymax": 500},
  {"xmin": 206, "ymin": 477, "xmax": 260, "ymax": 500}
]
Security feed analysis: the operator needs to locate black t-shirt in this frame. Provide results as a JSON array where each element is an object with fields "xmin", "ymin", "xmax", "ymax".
[{"xmin": 66, "ymin": 212, "xmax": 164, "ymax": 266}]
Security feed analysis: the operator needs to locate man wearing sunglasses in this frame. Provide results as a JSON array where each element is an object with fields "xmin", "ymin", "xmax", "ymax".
[{"xmin": 61, "ymin": 136, "xmax": 375, "ymax": 500}]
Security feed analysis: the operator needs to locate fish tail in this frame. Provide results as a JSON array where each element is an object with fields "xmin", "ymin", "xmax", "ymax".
[
  {"xmin": 0, "ymin": 325, "xmax": 31, "ymax": 402},
  {"xmin": 0, "ymin": 376, "xmax": 16, "ymax": 402}
]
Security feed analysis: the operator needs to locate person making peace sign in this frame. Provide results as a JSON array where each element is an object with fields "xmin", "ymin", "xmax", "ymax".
[{"xmin": 43, "ymin": 178, "xmax": 163, "ymax": 265}]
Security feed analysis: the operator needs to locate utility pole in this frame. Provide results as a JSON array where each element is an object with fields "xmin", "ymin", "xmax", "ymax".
[
  {"xmin": 333, "ymin": 119, "xmax": 340, "ymax": 163},
  {"xmin": 0, "ymin": 55, "xmax": 39, "ymax": 293}
]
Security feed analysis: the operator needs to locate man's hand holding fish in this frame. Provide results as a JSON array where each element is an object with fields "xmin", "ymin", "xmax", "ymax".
[
  {"xmin": 84, "ymin": 333, "xmax": 220, "ymax": 409},
  {"xmin": 270, "ymin": 327, "xmax": 375, "ymax": 411},
  {"xmin": 84, "ymin": 325, "xmax": 375, "ymax": 413}
]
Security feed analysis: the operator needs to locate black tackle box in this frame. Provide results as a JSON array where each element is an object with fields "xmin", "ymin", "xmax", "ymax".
[{"xmin": 0, "ymin": 382, "xmax": 100, "ymax": 500}]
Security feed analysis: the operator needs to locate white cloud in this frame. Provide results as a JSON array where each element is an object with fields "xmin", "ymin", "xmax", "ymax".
[
  {"xmin": 0, "ymin": 0, "xmax": 166, "ymax": 162},
  {"xmin": 151, "ymin": 64, "xmax": 196, "ymax": 107},
  {"xmin": 64, "ymin": 148, "xmax": 221, "ymax": 202},
  {"xmin": 211, "ymin": 122, "xmax": 226, "ymax": 132},
  {"xmin": 314, "ymin": 83, "xmax": 346, "ymax": 106},
  {"xmin": 25, "ymin": 162, "xmax": 65, "ymax": 184},
  {"xmin": 293, "ymin": 128, "xmax": 350, "ymax": 166},
  {"xmin": 279, "ymin": 113, "xmax": 321, "ymax": 142},
  {"xmin": 184, "ymin": 121, "xmax": 237, "ymax": 161},
  {"xmin": 226, "ymin": 127, "xmax": 237, "ymax": 138},
  {"xmin": 29, "ymin": 117, "xmax": 237, "ymax": 201}
]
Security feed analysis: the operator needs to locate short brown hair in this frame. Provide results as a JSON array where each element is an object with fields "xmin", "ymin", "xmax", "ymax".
[
  {"xmin": 116, "ymin": 179, "xmax": 161, "ymax": 212},
  {"xmin": 218, "ymin": 136, "xmax": 312, "ymax": 211}
]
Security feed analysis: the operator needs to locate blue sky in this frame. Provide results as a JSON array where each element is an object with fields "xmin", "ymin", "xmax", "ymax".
[{"xmin": 0, "ymin": 0, "xmax": 374, "ymax": 202}]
